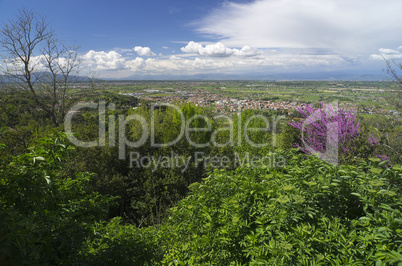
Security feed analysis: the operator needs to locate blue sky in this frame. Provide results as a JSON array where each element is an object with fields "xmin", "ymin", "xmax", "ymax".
[{"xmin": 1, "ymin": 0, "xmax": 401, "ymax": 79}]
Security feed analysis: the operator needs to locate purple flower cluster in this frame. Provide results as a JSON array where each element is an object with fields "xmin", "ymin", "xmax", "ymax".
[
  {"xmin": 369, "ymin": 135, "xmax": 380, "ymax": 146},
  {"xmin": 289, "ymin": 103, "xmax": 362, "ymax": 157},
  {"xmin": 377, "ymin": 155, "xmax": 390, "ymax": 162}
]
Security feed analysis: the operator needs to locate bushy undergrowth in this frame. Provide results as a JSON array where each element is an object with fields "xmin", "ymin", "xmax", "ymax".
[
  {"xmin": 0, "ymin": 135, "xmax": 114, "ymax": 265},
  {"xmin": 1, "ymin": 134, "xmax": 401, "ymax": 265},
  {"xmin": 160, "ymin": 149, "xmax": 402, "ymax": 265},
  {"xmin": 78, "ymin": 217, "xmax": 162, "ymax": 265}
]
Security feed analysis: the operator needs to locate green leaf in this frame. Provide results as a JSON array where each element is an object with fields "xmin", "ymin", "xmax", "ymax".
[
  {"xmin": 385, "ymin": 250, "xmax": 402, "ymax": 263},
  {"xmin": 44, "ymin": 176, "xmax": 51, "ymax": 184},
  {"xmin": 33, "ymin": 156, "xmax": 45, "ymax": 163},
  {"xmin": 369, "ymin": 158, "xmax": 381, "ymax": 163},
  {"xmin": 370, "ymin": 168, "xmax": 383, "ymax": 174},
  {"xmin": 376, "ymin": 227, "xmax": 390, "ymax": 233}
]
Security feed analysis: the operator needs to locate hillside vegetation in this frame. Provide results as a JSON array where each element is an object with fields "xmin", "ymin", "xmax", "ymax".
[{"xmin": 0, "ymin": 88, "xmax": 401, "ymax": 265}]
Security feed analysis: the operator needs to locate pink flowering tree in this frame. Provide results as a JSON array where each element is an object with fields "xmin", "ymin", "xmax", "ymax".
[{"xmin": 288, "ymin": 103, "xmax": 377, "ymax": 163}]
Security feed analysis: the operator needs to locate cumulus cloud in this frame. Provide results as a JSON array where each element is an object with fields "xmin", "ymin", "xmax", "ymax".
[
  {"xmin": 181, "ymin": 41, "xmax": 236, "ymax": 57},
  {"xmin": 82, "ymin": 50, "xmax": 126, "ymax": 70},
  {"xmin": 126, "ymin": 57, "xmax": 146, "ymax": 71},
  {"xmin": 181, "ymin": 41, "xmax": 262, "ymax": 58},
  {"xmin": 79, "ymin": 47, "xmax": 347, "ymax": 79},
  {"xmin": 370, "ymin": 47, "xmax": 402, "ymax": 60},
  {"xmin": 233, "ymin": 45, "xmax": 263, "ymax": 57},
  {"xmin": 169, "ymin": 55, "xmax": 181, "ymax": 60},
  {"xmin": 134, "ymin": 46, "xmax": 156, "ymax": 57},
  {"xmin": 195, "ymin": 0, "xmax": 402, "ymax": 55}
]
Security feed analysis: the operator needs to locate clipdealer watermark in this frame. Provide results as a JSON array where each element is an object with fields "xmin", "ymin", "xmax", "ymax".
[
  {"xmin": 128, "ymin": 151, "xmax": 286, "ymax": 172},
  {"xmin": 64, "ymin": 101, "xmax": 340, "ymax": 170}
]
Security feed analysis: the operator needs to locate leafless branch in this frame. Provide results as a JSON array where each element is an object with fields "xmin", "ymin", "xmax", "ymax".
[{"xmin": 0, "ymin": 8, "xmax": 84, "ymax": 126}]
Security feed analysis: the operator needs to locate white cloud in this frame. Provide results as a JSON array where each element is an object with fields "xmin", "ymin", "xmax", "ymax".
[
  {"xmin": 162, "ymin": 46, "xmax": 169, "ymax": 49},
  {"xmin": 181, "ymin": 41, "xmax": 262, "ymax": 58},
  {"xmin": 195, "ymin": 0, "xmax": 402, "ymax": 55},
  {"xmin": 82, "ymin": 50, "xmax": 126, "ymax": 70},
  {"xmin": 169, "ymin": 55, "xmax": 181, "ymax": 60},
  {"xmin": 233, "ymin": 45, "xmax": 263, "ymax": 57},
  {"xmin": 370, "ymin": 47, "xmax": 402, "ymax": 60},
  {"xmin": 80, "ymin": 47, "xmax": 347, "ymax": 78},
  {"xmin": 181, "ymin": 41, "xmax": 236, "ymax": 57},
  {"xmin": 134, "ymin": 46, "xmax": 156, "ymax": 57},
  {"xmin": 126, "ymin": 57, "xmax": 146, "ymax": 71},
  {"xmin": 378, "ymin": 48, "xmax": 400, "ymax": 55}
]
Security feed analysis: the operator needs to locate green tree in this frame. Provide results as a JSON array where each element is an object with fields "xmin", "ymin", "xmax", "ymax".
[{"xmin": 0, "ymin": 133, "xmax": 114, "ymax": 264}]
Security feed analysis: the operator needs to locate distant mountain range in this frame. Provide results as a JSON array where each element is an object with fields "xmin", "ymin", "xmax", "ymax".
[
  {"xmin": 1, "ymin": 71, "xmax": 389, "ymax": 82},
  {"xmin": 117, "ymin": 71, "xmax": 389, "ymax": 81},
  {"xmin": 0, "ymin": 73, "xmax": 96, "ymax": 83}
]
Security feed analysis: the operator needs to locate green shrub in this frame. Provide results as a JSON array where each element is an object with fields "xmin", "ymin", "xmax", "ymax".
[
  {"xmin": 79, "ymin": 217, "xmax": 163, "ymax": 265},
  {"xmin": 0, "ymin": 134, "xmax": 114, "ymax": 265},
  {"xmin": 161, "ymin": 150, "xmax": 402, "ymax": 265}
]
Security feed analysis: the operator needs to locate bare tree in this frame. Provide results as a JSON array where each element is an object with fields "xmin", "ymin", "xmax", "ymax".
[
  {"xmin": 371, "ymin": 57, "xmax": 402, "ymax": 163},
  {"xmin": 384, "ymin": 58, "xmax": 402, "ymax": 112},
  {"xmin": 0, "ymin": 8, "xmax": 84, "ymax": 126}
]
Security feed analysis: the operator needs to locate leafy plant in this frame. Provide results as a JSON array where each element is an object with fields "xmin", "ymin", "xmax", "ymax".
[
  {"xmin": 0, "ymin": 133, "xmax": 114, "ymax": 264},
  {"xmin": 161, "ymin": 150, "xmax": 402, "ymax": 265},
  {"xmin": 79, "ymin": 217, "xmax": 163, "ymax": 265}
]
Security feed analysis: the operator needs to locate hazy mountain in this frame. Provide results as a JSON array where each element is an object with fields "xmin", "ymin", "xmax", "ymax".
[
  {"xmin": 0, "ymin": 73, "xmax": 97, "ymax": 83},
  {"xmin": 1, "ymin": 71, "xmax": 388, "ymax": 82},
  {"xmin": 121, "ymin": 71, "xmax": 388, "ymax": 81}
]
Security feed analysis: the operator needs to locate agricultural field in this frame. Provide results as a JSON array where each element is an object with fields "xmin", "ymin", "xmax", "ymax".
[{"xmin": 95, "ymin": 80, "xmax": 398, "ymax": 115}]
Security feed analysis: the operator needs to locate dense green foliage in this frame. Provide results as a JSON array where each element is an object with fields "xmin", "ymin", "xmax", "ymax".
[
  {"xmin": 0, "ymin": 85, "xmax": 401, "ymax": 265},
  {"xmin": 0, "ymin": 134, "xmax": 114, "ymax": 264},
  {"xmin": 161, "ymin": 150, "xmax": 402, "ymax": 265},
  {"xmin": 78, "ymin": 217, "xmax": 162, "ymax": 265}
]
